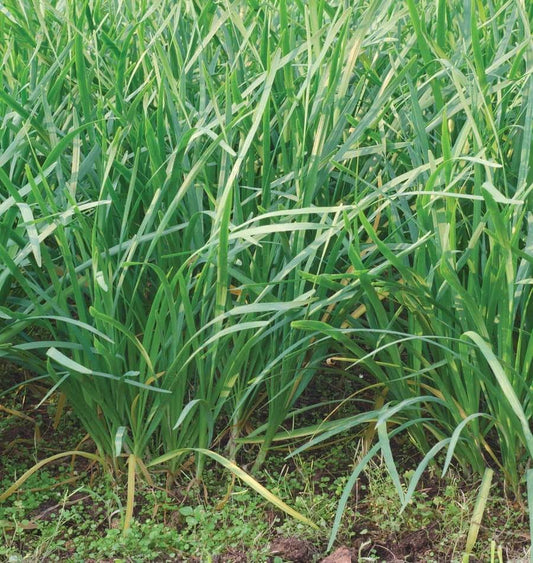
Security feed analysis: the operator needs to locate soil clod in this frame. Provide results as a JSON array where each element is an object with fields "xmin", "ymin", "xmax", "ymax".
[
  {"xmin": 269, "ymin": 536, "xmax": 316, "ymax": 562},
  {"xmin": 320, "ymin": 546, "xmax": 353, "ymax": 562}
]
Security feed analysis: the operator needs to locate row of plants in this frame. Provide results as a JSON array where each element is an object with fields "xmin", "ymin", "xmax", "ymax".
[{"xmin": 1, "ymin": 0, "xmax": 532, "ymax": 550}]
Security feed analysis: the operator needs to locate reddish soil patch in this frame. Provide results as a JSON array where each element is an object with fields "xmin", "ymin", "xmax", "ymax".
[{"xmin": 269, "ymin": 536, "xmax": 317, "ymax": 561}]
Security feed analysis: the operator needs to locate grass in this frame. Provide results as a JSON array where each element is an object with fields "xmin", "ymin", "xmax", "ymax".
[
  {"xmin": 0, "ymin": 395, "xmax": 530, "ymax": 561},
  {"xmin": 1, "ymin": 0, "xmax": 533, "ymax": 557}
]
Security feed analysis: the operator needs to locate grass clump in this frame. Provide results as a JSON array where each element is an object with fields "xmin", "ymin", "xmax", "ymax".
[{"xmin": 1, "ymin": 0, "xmax": 533, "ymax": 557}]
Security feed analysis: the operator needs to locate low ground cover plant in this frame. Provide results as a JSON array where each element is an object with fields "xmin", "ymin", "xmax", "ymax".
[{"xmin": 0, "ymin": 393, "xmax": 529, "ymax": 561}]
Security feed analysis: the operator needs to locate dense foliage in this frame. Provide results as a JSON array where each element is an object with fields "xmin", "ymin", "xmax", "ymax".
[{"xmin": 1, "ymin": 0, "xmax": 532, "ymax": 546}]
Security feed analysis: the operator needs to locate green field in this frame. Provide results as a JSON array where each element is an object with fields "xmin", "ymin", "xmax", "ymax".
[{"xmin": 1, "ymin": 0, "xmax": 532, "ymax": 560}]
